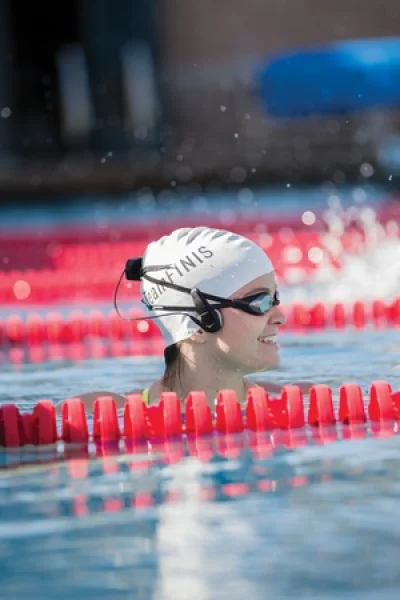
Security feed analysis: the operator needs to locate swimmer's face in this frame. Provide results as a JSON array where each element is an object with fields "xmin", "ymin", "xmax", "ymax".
[{"xmin": 206, "ymin": 273, "xmax": 286, "ymax": 373}]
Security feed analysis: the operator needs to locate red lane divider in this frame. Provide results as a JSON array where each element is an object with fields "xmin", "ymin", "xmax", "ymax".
[
  {"xmin": 2, "ymin": 225, "xmax": 398, "ymax": 304},
  {"xmin": 0, "ymin": 265, "xmax": 325, "ymax": 304},
  {"xmin": 0, "ymin": 311, "xmax": 160, "ymax": 346},
  {"xmin": 1, "ymin": 418, "xmax": 396, "ymax": 475},
  {"xmin": 1, "ymin": 382, "xmax": 399, "ymax": 448},
  {"xmin": 0, "ymin": 270, "xmax": 124, "ymax": 304},
  {"xmin": 285, "ymin": 298, "xmax": 400, "ymax": 329},
  {"xmin": 1, "ymin": 297, "xmax": 398, "ymax": 349},
  {"xmin": 0, "ymin": 339, "xmax": 165, "ymax": 366}
]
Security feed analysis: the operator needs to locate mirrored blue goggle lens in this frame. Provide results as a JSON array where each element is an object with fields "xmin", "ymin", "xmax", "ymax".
[{"xmin": 245, "ymin": 291, "xmax": 279, "ymax": 314}]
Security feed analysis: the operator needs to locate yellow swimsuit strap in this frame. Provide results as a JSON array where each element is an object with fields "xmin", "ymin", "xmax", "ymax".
[{"xmin": 141, "ymin": 388, "xmax": 150, "ymax": 405}]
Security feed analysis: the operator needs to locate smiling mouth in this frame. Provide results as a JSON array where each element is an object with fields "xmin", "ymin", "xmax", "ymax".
[{"xmin": 257, "ymin": 335, "xmax": 279, "ymax": 346}]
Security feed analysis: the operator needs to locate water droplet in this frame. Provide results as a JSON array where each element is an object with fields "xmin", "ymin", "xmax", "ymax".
[
  {"xmin": 360, "ymin": 162, "xmax": 374, "ymax": 177},
  {"xmin": 1, "ymin": 107, "xmax": 11, "ymax": 119},
  {"xmin": 137, "ymin": 321, "xmax": 149, "ymax": 333},
  {"xmin": 14, "ymin": 280, "xmax": 31, "ymax": 300},
  {"xmin": 301, "ymin": 211, "xmax": 316, "ymax": 226},
  {"xmin": 220, "ymin": 105, "xmax": 227, "ymax": 112},
  {"xmin": 308, "ymin": 247, "xmax": 324, "ymax": 264},
  {"xmin": 283, "ymin": 246, "xmax": 303, "ymax": 264}
]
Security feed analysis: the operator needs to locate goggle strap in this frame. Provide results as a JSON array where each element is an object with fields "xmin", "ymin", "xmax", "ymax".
[
  {"xmin": 141, "ymin": 270, "xmax": 230, "ymax": 305},
  {"xmin": 140, "ymin": 267, "xmax": 279, "ymax": 314}
]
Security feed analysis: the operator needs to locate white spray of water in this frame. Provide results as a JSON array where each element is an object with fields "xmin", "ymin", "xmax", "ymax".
[{"xmin": 281, "ymin": 199, "xmax": 400, "ymax": 304}]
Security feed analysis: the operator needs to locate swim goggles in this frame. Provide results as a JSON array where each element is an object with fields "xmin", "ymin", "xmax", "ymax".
[
  {"xmin": 226, "ymin": 289, "xmax": 281, "ymax": 315},
  {"xmin": 124, "ymin": 257, "xmax": 280, "ymax": 316}
]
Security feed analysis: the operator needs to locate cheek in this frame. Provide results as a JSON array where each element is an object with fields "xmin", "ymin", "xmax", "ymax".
[{"xmin": 218, "ymin": 310, "xmax": 263, "ymax": 351}]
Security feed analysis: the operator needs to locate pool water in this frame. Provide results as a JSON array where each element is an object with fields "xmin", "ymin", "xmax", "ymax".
[
  {"xmin": 0, "ymin": 184, "xmax": 399, "ymax": 599},
  {"xmin": 0, "ymin": 327, "xmax": 399, "ymax": 600}
]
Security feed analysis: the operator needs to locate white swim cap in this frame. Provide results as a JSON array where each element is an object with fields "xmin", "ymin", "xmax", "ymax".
[{"xmin": 141, "ymin": 227, "xmax": 274, "ymax": 345}]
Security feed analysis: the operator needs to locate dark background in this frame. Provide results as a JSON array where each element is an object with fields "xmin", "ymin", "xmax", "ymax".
[{"xmin": 0, "ymin": 0, "xmax": 400, "ymax": 198}]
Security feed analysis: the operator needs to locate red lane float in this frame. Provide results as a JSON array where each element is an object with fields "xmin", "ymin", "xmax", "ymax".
[
  {"xmin": 1, "ymin": 222, "xmax": 398, "ymax": 305},
  {"xmin": 1, "ymin": 381, "xmax": 399, "ymax": 448},
  {"xmin": 61, "ymin": 397, "xmax": 89, "ymax": 443},
  {"xmin": 0, "ymin": 339, "xmax": 165, "ymax": 367},
  {"xmin": 0, "ymin": 297, "xmax": 398, "ymax": 351},
  {"xmin": 0, "ymin": 311, "xmax": 161, "ymax": 346}
]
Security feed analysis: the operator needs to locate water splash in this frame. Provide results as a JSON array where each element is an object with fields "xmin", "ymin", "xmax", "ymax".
[{"xmin": 282, "ymin": 197, "xmax": 400, "ymax": 304}]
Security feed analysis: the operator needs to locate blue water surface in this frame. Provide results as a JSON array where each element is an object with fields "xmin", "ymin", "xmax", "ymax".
[
  {"xmin": 0, "ymin": 327, "xmax": 399, "ymax": 600},
  {"xmin": 0, "ymin": 185, "xmax": 399, "ymax": 599}
]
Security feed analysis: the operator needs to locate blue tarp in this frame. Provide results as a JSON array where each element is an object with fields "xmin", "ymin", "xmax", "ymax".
[{"xmin": 257, "ymin": 38, "xmax": 400, "ymax": 118}]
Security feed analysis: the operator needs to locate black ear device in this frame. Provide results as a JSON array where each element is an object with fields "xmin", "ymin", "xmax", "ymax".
[
  {"xmin": 190, "ymin": 288, "xmax": 223, "ymax": 333},
  {"xmin": 118, "ymin": 258, "xmax": 223, "ymax": 334},
  {"xmin": 125, "ymin": 258, "xmax": 143, "ymax": 281}
]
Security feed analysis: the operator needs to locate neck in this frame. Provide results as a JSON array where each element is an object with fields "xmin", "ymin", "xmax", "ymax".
[{"xmin": 162, "ymin": 345, "xmax": 247, "ymax": 406}]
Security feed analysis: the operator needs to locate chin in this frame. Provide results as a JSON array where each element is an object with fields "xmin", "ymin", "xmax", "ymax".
[
  {"xmin": 253, "ymin": 356, "xmax": 280, "ymax": 373},
  {"xmin": 256, "ymin": 348, "xmax": 281, "ymax": 372}
]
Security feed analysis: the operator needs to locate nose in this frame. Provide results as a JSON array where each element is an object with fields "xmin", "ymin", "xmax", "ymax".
[{"xmin": 268, "ymin": 304, "xmax": 286, "ymax": 326}]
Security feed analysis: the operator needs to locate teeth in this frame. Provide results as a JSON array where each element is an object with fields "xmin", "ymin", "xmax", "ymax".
[{"xmin": 258, "ymin": 335, "xmax": 277, "ymax": 343}]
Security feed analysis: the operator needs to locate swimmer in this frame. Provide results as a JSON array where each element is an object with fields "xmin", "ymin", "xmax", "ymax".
[{"xmin": 71, "ymin": 226, "xmax": 312, "ymax": 410}]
